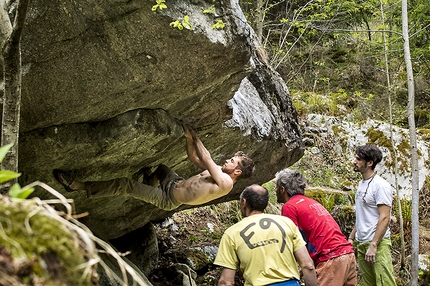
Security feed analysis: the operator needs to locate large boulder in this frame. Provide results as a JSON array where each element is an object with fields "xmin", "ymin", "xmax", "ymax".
[
  {"xmin": 14, "ymin": 0, "xmax": 304, "ymax": 239},
  {"xmin": 304, "ymin": 114, "xmax": 430, "ymax": 197}
]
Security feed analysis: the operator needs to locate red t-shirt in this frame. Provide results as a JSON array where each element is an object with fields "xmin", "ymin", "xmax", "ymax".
[{"xmin": 281, "ymin": 194, "xmax": 354, "ymax": 265}]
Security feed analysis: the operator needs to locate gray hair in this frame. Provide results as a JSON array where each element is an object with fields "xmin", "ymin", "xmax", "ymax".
[{"xmin": 275, "ymin": 169, "xmax": 307, "ymax": 197}]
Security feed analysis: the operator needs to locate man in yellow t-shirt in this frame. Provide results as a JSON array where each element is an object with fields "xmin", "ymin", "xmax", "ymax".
[{"xmin": 214, "ymin": 184, "xmax": 317, "ymax": 286}]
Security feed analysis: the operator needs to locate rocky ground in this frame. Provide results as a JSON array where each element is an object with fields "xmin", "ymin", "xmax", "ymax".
[{"xmin": 148, "ymin": 203, "xmax": 242, "ymax": 286}]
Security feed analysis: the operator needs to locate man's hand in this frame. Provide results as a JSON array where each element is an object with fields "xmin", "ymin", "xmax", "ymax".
[
  {"xmin": 181, "ymin": 121, "xmax": 197, "ymax": 140},
  {"xmin": 364, "ymin": 204, "xmax": 390, "ymax": 264},
  {"xmin": 365, "ymin": 243, "xmax": 377, "ymax": 264},
  {"xmin": 294, "ymin": 246, "xmax": 317, "ymax": 286},
  {"xmin": 182, "ymin": 121, "xmax": 193, "ymax": 139},
  {"xmin": 181, "ymin": 121, "xmax": 209, "ymax": 170}
]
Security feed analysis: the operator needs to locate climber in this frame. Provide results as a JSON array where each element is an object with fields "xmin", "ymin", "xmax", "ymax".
[{"xmin": 53, "ymin": 122, "xmax": 255, "ymax": 210}]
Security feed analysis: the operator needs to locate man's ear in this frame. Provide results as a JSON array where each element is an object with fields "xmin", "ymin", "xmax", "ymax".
[
  {"xmin": 234, "ymin": 169, "xmax": 242, "ymax": 176},
  {"xmin": 240, "ymin": 198, "xmax": 246, "ymax": 207},
  {"xmin": 279, "ymin": 186, "xmax": 286, "ymax": 196},
  {"xmin": 367, "ymin": 160, "xmax": 374, "ymax": 168}
]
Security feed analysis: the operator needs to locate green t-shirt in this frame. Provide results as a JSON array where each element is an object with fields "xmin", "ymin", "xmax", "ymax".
[{"xmin": 214, "ymin": 213, "xmax": 306, "ymax": 286}]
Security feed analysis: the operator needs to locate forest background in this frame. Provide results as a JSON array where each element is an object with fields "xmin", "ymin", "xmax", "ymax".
[
  {"xmin": 240, "ymin": 0, "xmax": 429, "ymax": 127},
  {"xmin": 150, "ymin": 1, "xmax": 430, "ymax": 285},
  {"xmin": 151, "ymin": 0, "xmax": 430, "ymax": 285},
  {"xmin": 239, "ymin": 0, "xmax": 430, "ymax": 283}
]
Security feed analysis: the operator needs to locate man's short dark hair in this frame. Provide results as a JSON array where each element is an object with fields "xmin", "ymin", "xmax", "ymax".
[
  {"xmin": 356, "ymin": 145, "xmax": 383, "ymax": 170},
  {"xmin": 240, "ymin": 184, "xmax": 268, "ymax": 212},
  {"xmin": 235, "ymin": 151, "xmax": 255, "ymax": 179},
  {"xmin": 276, "ymin": 169, "xmax": 306, "ymax": 197}
]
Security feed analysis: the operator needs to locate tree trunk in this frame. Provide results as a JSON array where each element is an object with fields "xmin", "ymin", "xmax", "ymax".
[
  {"xmin": 255, "ymin": 0, "xmax": 263, "ymax": 43},
  {"xmin": 380, "ymin": 0, "xmax": 406, "ymax": 270},
  {"xmin": 1, "ymin": 0, "xmax": 29, "ymax": 192},
  {"xmin": 401, "ymin": 0, "xmax": 419, "ymax": 284}
]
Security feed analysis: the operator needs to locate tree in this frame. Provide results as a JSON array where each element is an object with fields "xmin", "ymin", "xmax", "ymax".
[
  {"xmin": 379, "ymin": 0, "xmax": 406, "ymax": 271},
  {"xmin": 401, "ymin": 0, "xmax": 419, "ymax": 284},
  {"xmin": 0, "ymin": 0, "xmax": 29, "ymax": 192}
]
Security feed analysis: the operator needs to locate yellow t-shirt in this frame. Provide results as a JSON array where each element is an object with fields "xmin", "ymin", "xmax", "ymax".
[{"xmin": 214, "ymin": 213, "xmax": 306, "ymax": 286}]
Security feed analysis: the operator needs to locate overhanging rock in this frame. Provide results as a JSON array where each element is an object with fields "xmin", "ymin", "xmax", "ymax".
[{"xmin": 14, "ymin": 0, "xmax": 304, "ymax": 239}]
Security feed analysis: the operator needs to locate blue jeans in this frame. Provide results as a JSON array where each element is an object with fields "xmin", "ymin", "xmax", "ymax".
[{"xmin": 268, "ymin": 279, "xmax": 300, "ymax": 286}]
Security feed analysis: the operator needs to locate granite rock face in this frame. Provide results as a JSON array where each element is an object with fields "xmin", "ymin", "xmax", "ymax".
[{"xmin": 15, "ymin": 0, "xmax": 304, "ymax": 239}]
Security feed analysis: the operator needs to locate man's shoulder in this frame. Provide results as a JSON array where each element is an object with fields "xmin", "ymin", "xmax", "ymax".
[
  {"xmin": 374, "ymin": 175, "xmax": 393, "ymax": 189},
  {"xmin": 287, "ymin": 194, "xmax": 314, "ymax": 205}
]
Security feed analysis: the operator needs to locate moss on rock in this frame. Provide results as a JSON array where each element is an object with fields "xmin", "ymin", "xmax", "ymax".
[
  {"xmin": 331, "ymin": 205, "xmax": 355, "ymax": 236},
  {"xmin": 0, "ymin": 196, "xmax": 96, "ymax": 285}
]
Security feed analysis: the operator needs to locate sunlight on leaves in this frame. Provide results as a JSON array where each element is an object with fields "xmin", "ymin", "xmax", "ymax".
[
  {"xmin": 170, "ymin": 16, "xmax": 192, "ymax": 31},
  {"xmin": 152, "ymin": 0, "xmax": 167, "ymax": 11},
  {"xmin": 211, "ymin": 19, "xmax": 225, "ymax": 30},
  {"xmin": 203, "ymin": 5, "xmax": 215, "ymax": 14},
  {"xmin": 0, "ymin": 170, "xmax": 21, "ymax": 184},
  {"xmin": 170, "ymin": 20, "xmax": 183, "ymax": 30},
  {"xmin": 0, "ymin": 143, "xmax": 13, "ymax": 162}
]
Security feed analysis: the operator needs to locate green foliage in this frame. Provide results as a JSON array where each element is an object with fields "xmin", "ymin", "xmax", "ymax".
[
  {"xmin": 203, "ymin": 274, "xmax": 216, "ymax": 284},
  {"xmin": 203, "ymin": 5, "xmax": 215, "ymax": 14},
  {"xmin": 392, "ymin": 0, "xmax": 430, "ymax": 78},
  {"xmin": 291, "ymin": 89, "xmax": 375, "ymax": 119},
  {"xmin": 240, "ymin": 0, "xmax": 430, "ymax": 128},
  {"xmin": 0, "ymin": 144, "xmax": 34, "ymax": 199},
  {"xmin": 348, "ymin": 191, "xmax": 356, "ymax": 205},
  {"xmin": 0, "ymin": 144, "xmax": 21, "ymax": 184},
  {"xmin": 0, "ymin": 169, "xmax": 20, "ymax": 184},
  {"xmin": 188, "ymin": 235, "xmax": 197, "ymax": 243},
  {"xmin": 210, "ymin": 201, "xmax": 242, "ymax": 224},
  {"xmin": 262, "ymin": 180, "xmax": 278, "ymax": 206},
  {"xmin": 170, "ymin": 15, "xmax": 192, "ymax": 30},
  {"xmin": 0, "ymin": 143, "xmax": 12, "ymax": 161},
  {"xmin": 418, "ymin": 128, "xmax": 430, "ymax": 141},
  {"xmin": 318, "ymin": 193, "xmax": 335, "ymax": 212},
  {"xmin": 393, "ymin": 197, "xmax": 413, "ymax": 225},
  {"xmin": 250, "ymin": 0, "xmax": 380, "ymax": 68},
  {"xmin": 211, "ymin": 19, "xmax": 225, "ymax": 30},
  {"xmin": 418, "ymin": 267, "xmax": 430, "ymax": 286},
  {"xmin": 305, "ymin": 189, "xmax": 351, "ymax": 212},
  {"xmin": 9, "ymin": 183, "xmax": 34, "ymax": 199},
  {"xmin": 152, "ymin": 0, "xmax": 167, "ymax": 11}
]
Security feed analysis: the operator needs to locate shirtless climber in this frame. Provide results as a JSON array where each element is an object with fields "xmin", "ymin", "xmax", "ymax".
[{"xmin": 53, "ymin": 123, "xmax": 255, "ymax": 211}]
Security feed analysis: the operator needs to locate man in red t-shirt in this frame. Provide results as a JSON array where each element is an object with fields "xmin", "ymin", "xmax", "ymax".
[{"xmin": 276, "ymin": 169, "xmax": 357, "ymax": 286}]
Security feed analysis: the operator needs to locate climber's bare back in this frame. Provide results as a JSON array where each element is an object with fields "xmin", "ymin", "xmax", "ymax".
[{"xmin": 172, "ymin": 168, "xmax": 234, "ymax": 205}]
